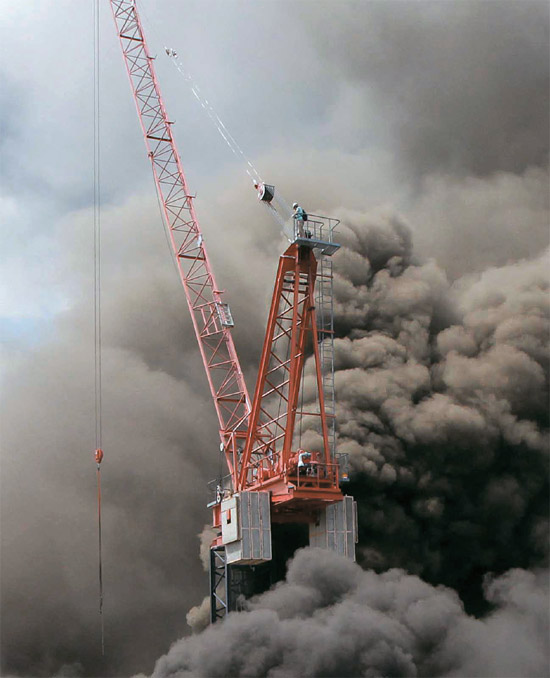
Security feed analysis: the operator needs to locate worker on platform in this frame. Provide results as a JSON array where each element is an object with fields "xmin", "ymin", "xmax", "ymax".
[
  {"xmin": 292, "ymin": 202, "xmax": 308, "ymax": 239},
  {"xmin": 297, "ymin": 450, "xmax": 312, "ymax": 477}
]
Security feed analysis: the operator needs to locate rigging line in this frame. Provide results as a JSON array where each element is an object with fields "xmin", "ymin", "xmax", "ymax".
[
  {"xmin": 97, "ymin": 461, "xmax": 105, "ymax": 656},
  {"xmin": 174, "ymin": 64, "xmax": 263, "ymax": 184},
  {"xmin": 218, "ymin": 441, "xmax": 223, "ymax": 491},
  {"xmin": 299, "ymin": 356, "xmax": 304, "ymax": 449},
  {"xmin": 136, "ymin": 2, "xmax": 263, "ymax": 184},
  {"xmin": 93, "ymin": 0, "xmax": 102, "ymax": 451},
  {"xmin": 93, "ymin": 0, "xmax": 104, "ymax": 658},
  {"xmin": 170, "ymin": 58, "xmax": 263, "ymax": 184}
]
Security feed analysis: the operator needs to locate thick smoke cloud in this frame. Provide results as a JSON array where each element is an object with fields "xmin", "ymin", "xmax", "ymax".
[
  {"xmin": 299, "ymin": 1, "xmax": 549, "ymax": 179},
  {"xmin": 322, "ymin": 211, "xmax": 549, "ymax": 606},
  {"xmin": 151, "ymin": 548, "xmax": 549, "ymax": 678},
  {"xmin": 0, "ymin": 199, "xmax": 222, "ymax": 677},
  {"xmin": 0, "ymin": 191, "xmax": 275, "ymax": 677},
  {"xmin": 152, "ymin": 202, "xmax": 549, "ymax": 677},
  {"xmin": 408, "ymin": 166, "xmax": 550, "ymax": 279},
  {"xmin": 1, "ymin": 1, "xmax": 548, "ymax": 676},
  {"xmin": 294, "ymin": 1, "xmax": 549, "ymax": 279}
]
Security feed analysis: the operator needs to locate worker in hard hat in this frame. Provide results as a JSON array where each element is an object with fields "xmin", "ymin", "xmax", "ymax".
[
  {"xmin": 297, "ymin": 450, "xmax": 312, "ymax": 477},
  {"xmin": 297, "ymin": 450, "xmax": 310, "ymax": 465},
  {"xmin": 292, "ymin": 202, "xmax": 307, "ymax": 239}
]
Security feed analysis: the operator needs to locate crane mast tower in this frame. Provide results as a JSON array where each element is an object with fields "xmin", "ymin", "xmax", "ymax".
[{"xmin": 109, "ymin": 0, "xmax": 357, "ymax": 622}]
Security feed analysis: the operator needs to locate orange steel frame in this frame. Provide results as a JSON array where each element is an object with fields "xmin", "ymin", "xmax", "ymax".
[
  {"xmin": 111, "ymin": 1, "xmax": 341, "ymax": 522},
  {"xmin": 237, "ymin": 243, "xmax": 342, "ymax": 518},
  {"xmin": 110, "ymin": 1, "xmax": 250, "ymax": 490}
]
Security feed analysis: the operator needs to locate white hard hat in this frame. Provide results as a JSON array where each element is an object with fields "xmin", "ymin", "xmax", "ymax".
[{"xmin": 293, "ymin": 202, "xmax": 298, "ymax": 209}]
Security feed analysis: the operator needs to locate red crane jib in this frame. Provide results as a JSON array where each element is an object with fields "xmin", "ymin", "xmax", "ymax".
[
  {"xmin": 109, "ymin": 1, "xmax": 250, "ymax": 467},
  {"xmin": 110, "ymin": 1, "xmax": 342, "ymax": 523}
]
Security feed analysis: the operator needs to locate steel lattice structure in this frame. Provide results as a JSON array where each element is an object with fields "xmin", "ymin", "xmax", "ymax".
[
  {"xmin": 110, "ymin": 0, "xmax": 251, "ymax": 486},
  {"xmin": 110, "ymin": 1, "xmax": 343, "ymax": 516},
  {"xmin": 237, "ymin": 243, "xmax": 341, "ymax": 514},
  {"xmin": 110, "ymin": 1, "xmax": 358, "ymax": 627}
]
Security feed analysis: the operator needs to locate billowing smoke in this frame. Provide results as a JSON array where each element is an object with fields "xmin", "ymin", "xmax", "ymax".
[
  {"xmin": 149, "ymin": 207, "xmax": 549, "ymax": 677},
  {"xmin": 1, "ymin": 0, "xmax": 548, "ymax": 676},
  {"xmin": 328, "ymin": 212, "xmax": 549, "ymax": 606},
  {"xmin": 151, "ymin": 549, "xmax": 549, "ymax": 678},
  {"xmin": 0, "ymin": 194, "xmax": 275, "ymax": 677},
  {"xmin": 299, "ymin": 1, "xmax": 549, "ymax": 179}
]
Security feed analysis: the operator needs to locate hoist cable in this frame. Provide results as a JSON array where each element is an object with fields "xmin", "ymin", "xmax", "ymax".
[
  {"xmin": 93, "ymin": 0, "xmax": 105, "ymax": 657},
  {"xmin": 299, "ymin": 359, "xmax": 305, "ymax": 449},
  {"xmin": 170, "ymin": 57, "xmax": 263, "ymax": 185},
  {"xmin": 136, "ymin": 1, "xmax": 263, "ymax": 186},
  {"xmin": 97, "ymin": 462, "xmax": 104, "ymax": 656},
  {"xmin": 93, "ymin": 0, "xmax": 102, "ymax": 451}
]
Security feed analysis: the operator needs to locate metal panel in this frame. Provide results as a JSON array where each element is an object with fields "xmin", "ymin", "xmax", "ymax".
[
  {"xmin": 225, "ymin": 540, "xmax": 242, "ymax": 563},
  {"xmin": 226, "ymin": 491, "xmax": 272, "ymax": 565},
  {"xmin": 308, "ymin": 496, "xmax": 357, "ymax": 561},
  {"xmin": 260, "ymin": 492, "xmax": 272, "ymax": 560},
  {"xmin": 221, "ymin": 496, "xmax": 239, "ymax": 544},
  {"xmin": 216, "ymin": 302, "xmax": 235, "ymax": 328}
]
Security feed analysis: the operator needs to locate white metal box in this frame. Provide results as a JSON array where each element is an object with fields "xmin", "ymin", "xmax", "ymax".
[
  {"xmin": 221, "ymin": 496, "xmax": 239, "ymax": 544},
  {"xmin": 222, "ymin": 491, "xmax": 272, "ymax": 565},
  {"xmin": 309, "ymin": 496, "xmax": 358, "ymax": 561}
]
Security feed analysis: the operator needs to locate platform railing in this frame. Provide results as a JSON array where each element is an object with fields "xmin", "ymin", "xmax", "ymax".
[
  {"xmin": 209, "ymin": 451, "xmax": 341, "ymax": 500},
  {"xmin": 294, "ymin": 214, "xmax": 340, "ymax": 245},
  {"xmin": 288, "ymin": 460, "xmax": 340, "ymax": 489}
]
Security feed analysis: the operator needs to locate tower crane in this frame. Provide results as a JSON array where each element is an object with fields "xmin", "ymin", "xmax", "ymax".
[{"xmin": 109, "ymin": 0, "xmax": 357, "ymax": 622}]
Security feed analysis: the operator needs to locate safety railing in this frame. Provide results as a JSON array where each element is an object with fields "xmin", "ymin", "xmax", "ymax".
[
  {"xmin": 288, "ymin": 460, "xmax": 340, "ymax": 490},
  {"xmin": 209, "ymin": 452, "xmax": 344, "ymax": 501},
  {"xmin": 294, "ymin": 214, "xmax": 339, "ymax": 244},
  {"xmin": 244, "ymin": 452, "xmax": 281, "ymax": 487}
]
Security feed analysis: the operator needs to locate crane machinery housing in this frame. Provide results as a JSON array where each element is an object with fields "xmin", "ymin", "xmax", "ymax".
[{"xmin": 109, "ymin": 0, "xmax": 358, "ymax": 622}]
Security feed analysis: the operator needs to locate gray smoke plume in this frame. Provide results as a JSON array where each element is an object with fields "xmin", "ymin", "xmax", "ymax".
[
  {"xmin": 302, "ymin": 210, "xmax": 549, "ymax": 606},
  {"xmin": 0, "ymin": 193, "xmax": 276, "ymax": 678},
  {"xmin": 151, "ymin": 548, "xmax": 549, "ymax": 678},
  {"xmin": 0, "ymin": 198, "xmax": 220, "ymax": 678},
  {"xmin": 299, "ymin": 1, "xmax": 549, "ymax": 179},
  {"xmin": 154, "ymin": 206, "xmax": 549, "ymax": 677},
  {"xmin": 1, "ymin": 1, "xmax": 548, "ymax": 676}
]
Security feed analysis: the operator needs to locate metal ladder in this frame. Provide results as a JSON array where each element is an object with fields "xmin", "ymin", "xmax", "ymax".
[{"xmin": 316, "ymin": 255, "xmax": 336, "ymax": 458}]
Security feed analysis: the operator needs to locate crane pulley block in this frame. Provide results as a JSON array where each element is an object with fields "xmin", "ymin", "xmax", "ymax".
[{"xmin": 255, "ymin": 183, "xmax": 275, "ymax": 203}]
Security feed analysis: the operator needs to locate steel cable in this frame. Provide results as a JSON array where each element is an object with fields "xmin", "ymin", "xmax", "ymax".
[{"xmin": 93, "ymin": 0, "xmax": 104, "ymax": 657}]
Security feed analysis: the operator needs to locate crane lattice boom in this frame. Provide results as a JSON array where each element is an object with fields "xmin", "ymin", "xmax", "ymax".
[{"xmin": 110, "ymin": 0, "xmax": 250, "ymax": 484}]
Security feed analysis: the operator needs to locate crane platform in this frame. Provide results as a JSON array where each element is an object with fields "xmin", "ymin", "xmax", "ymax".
[{"xmin": 293, "ymin": 215, "xmax": 341, "ymax": 256}]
